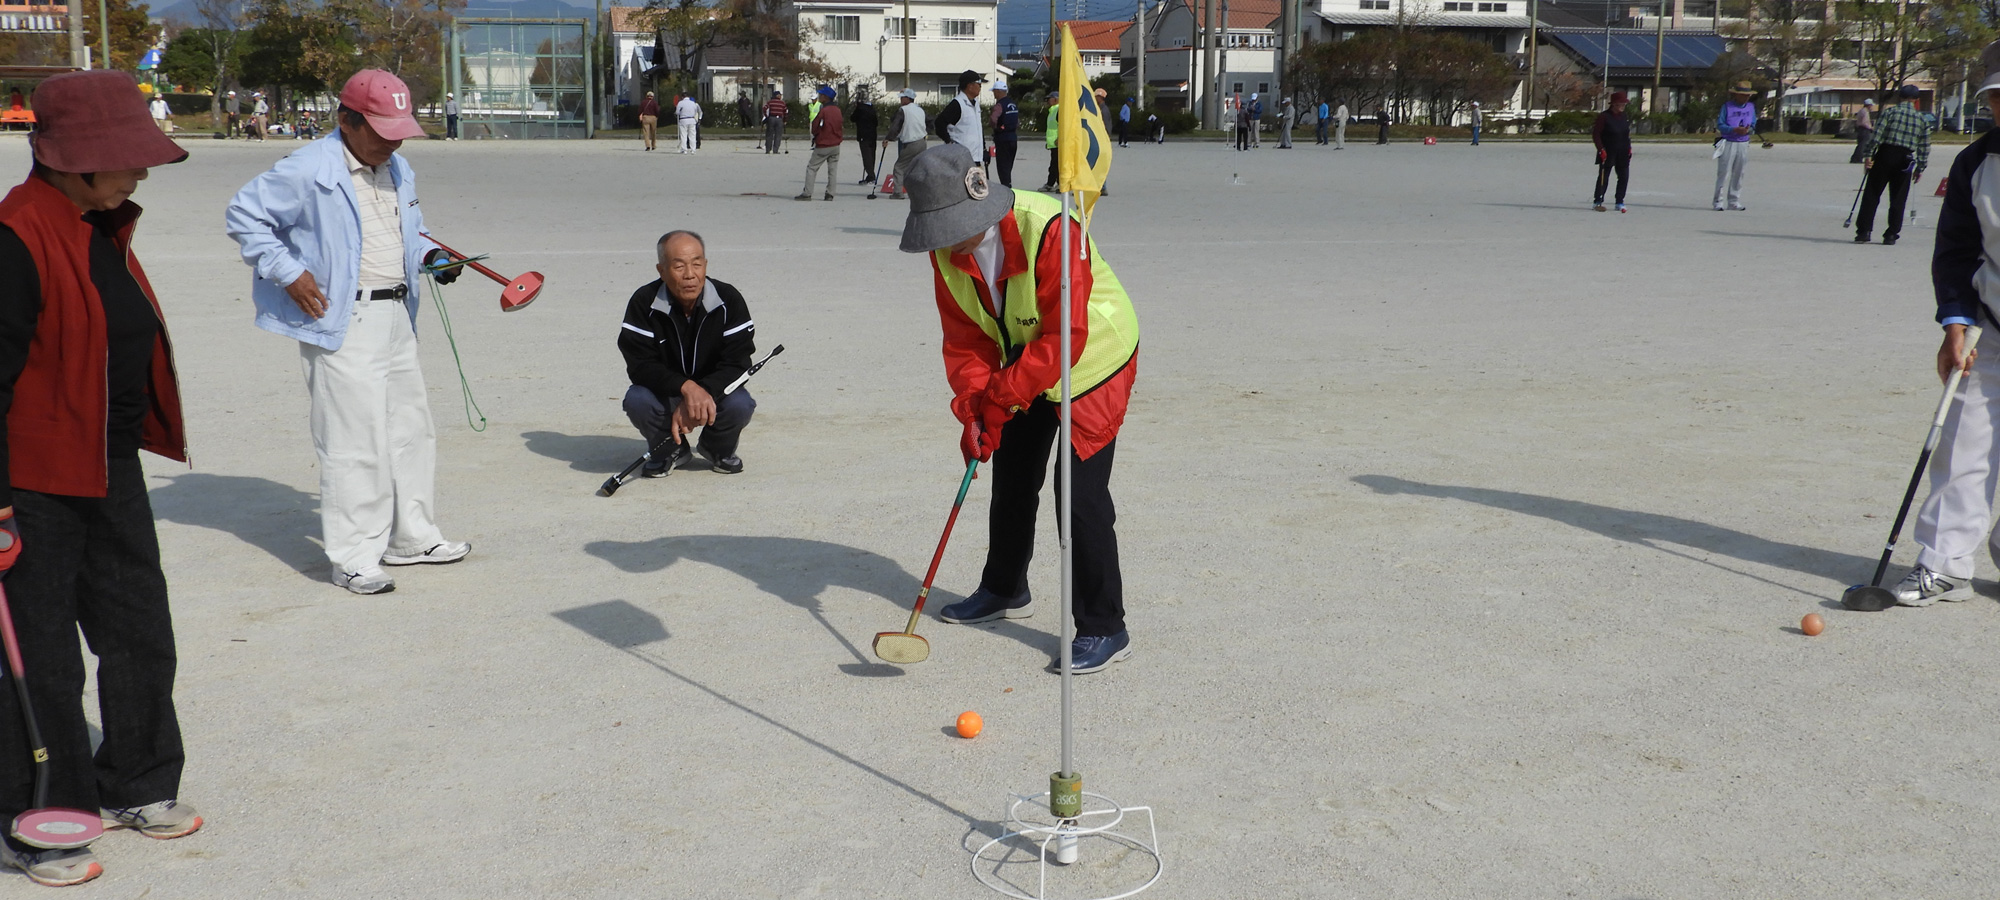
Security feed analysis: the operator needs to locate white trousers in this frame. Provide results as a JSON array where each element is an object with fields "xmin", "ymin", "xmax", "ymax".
[
  {"xmin": 1714, "ymin": 140, "xmax": 1748, "ymax": 207},
  {"xmin": 299, "ymin": 297, "xmax": 445, "ymax": 572},
  {"xmin": 1916, "ymin": 324, "xmax": 2000, "ymax": 579},
  {"xmin": 678, "ymin": 118, "xmax": 697, "ymax": 152}
]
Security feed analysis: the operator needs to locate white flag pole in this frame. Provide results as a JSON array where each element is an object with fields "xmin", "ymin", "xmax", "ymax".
[{"xmin": 1058, "ymin": 188, "xmax": 1075, "ymax": 783}]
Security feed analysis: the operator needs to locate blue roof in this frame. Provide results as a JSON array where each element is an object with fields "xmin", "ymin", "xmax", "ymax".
[{"xmin": 1548, "ymin": 32, "xmax": 1728, "ymax": 70}]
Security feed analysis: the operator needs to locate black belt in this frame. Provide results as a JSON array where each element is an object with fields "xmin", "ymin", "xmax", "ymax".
[{"xmin": 357, "ymin": 285, "xmax": 407, "ymax": 301}]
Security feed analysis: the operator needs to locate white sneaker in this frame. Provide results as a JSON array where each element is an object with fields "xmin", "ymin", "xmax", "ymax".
[
  {"xmin": 101, "ymin": 799, "xmax": 203, "ymax": 839},
  {"xmin": 332, "ymin": 565, "xmax": 395, "ymax": 595},
  {"xmin": 381, "ymin": 541, "xmax": 471, "ymax": 566},
  {"xmin": 1713, "ymin": 202, "xmax": 1725, "ymax": 211},
  {"xmin": 1893, "ymin": 565, "xmax": 1972, "ymax": 607},
  {"xmin": 0, "ymin": 844, "xmax": 101, "ymax": 886}
]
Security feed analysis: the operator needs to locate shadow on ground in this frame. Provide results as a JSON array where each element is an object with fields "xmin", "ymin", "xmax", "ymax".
[
  {"xmin": 1701, "ymin": 229, "xmax": 1855, "ymax": 245},
  {"xmin": 520, "ymin": 430, "xmax": 635, "ymax": 474},
  {"xmin": 585, "ymin": 535, "xmax": 1059, "ymax": 670},
  {"xmin": 147, "ymin": 473, "xmax": 324, "ymax": 576},
  {"xmin": 1353, "ymin": 475, "xmax": 1870, "ymax": 596},
  {"xmin": 552, "ymin": 599, "xmax": 989, "ymax": 828}
]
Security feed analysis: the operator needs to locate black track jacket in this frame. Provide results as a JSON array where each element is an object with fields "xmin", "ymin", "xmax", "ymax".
[{"xmin": 618, "ymin": 277, "xmax": 755, "ymax": 402}]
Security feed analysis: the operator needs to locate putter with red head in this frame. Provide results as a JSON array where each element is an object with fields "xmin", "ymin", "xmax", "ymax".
[
  {"xmin": 874, "ymin": 458, "xmax": 980, "ymax": 664},
  {"xmin": 0, "ymin": 583, "xmax": 102, "ymax": 849},
  {"xmin": 1844, "ymin": 324, "xmax": 1983, "ymax": 611},
  {"xmin": 425, "ymin": 236, "xmax": 543, "ymax": 312}
]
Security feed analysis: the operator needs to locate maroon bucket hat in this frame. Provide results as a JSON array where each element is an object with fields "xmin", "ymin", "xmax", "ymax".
[{"xmin": 31, "ymin": 70, "xmax": 188, "ymax": 173}]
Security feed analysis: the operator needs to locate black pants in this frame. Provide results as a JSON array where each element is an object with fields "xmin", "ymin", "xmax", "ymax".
[
  {"xmin": 624, "ymin": 384, "xmax": 756, "ymax": 458},
  {"xmin": 858, "ymin": 133, "xmax": 877, "ymax": 179},
  {"xmin": 1594, "ymin": 154, "xmax": 1629, "ymax": 205},
  {"xmin": 1235, "ymin": 125, "xmax": 1249, "ymax": 150},
  {"xmin": 1850, "ymin": 127, "xmax": 1873, "ymax": 164},
  {"xmin": 445, "ymin": 115, "xmax": 458, "ymax": 139},
  {"xmin": 1858, "ymin": 144, "xmax": 1914, "ymax": 240},
  {"xmin": 1316, "ymin": 120, "xmax": 1328, "ymax": 144},
  {"xmin": 981, "ymin": 399, "xmax": 1125, "ymax": 637},
  {"xmin": 1116, "ymin": 120, "xmax": 1128, "ymax": 147},
  {"xmin": 995, "ymin": 138, "xmax": 1017, "ymax": 187},
  {"xmin": 1047, "ymin": 144, "xmax": 1060, "ymax": 188},
  {"xmin": 1377, "ymin": 122, "xmax": 1388, "ymax": 144},
  {"xmin": 0, "ymin": 458, "xmax": 183, "ymax": 853}
]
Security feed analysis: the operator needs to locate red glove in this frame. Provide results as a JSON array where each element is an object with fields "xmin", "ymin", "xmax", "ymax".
[
  {"xmin": 0, "ymin": 511, "xmax": 18, "ymax": 572},
  {"xmin": 976, "ymin": 402, "xmax": 1012, "ymax": 461},
  {"xmin": 960, "ymin": 418, "xmax": 985, "ymax": 464}
]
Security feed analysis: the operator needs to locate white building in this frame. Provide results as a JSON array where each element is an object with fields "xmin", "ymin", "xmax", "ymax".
[{"xmin": 791, "ymin": 0, "xmax": 999, "ymax": 102}]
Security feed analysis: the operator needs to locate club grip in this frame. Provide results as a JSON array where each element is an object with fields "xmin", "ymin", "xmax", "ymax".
[{"xmin": 1935, "ymin": 325, "xmax": 1984, "ymax": 428}]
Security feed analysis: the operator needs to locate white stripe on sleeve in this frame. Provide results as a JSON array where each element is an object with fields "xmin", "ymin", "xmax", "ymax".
[
  {"xmin": 622, "ymin": 322, "xmax": 656, "ymax": 338},
  {"xmin": 722, "ymin": 320, "xmax": 754, "ymax": 336}
]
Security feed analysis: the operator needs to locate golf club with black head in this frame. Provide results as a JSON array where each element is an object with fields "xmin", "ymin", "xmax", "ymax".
[
  {"xmin": 0, "ymin": 583, "xmax": 102, "ymax": 850},
  {"xmin": 597, "ymin": 344, "xmax": 784, "ymax": 497},
  {"xmin": 873, "ymin": 457, "xmax": 980, "ymax": 664},
  {"xmin": 1844, "ymin": 324, "xmax": 1983, "ymax": 611}
]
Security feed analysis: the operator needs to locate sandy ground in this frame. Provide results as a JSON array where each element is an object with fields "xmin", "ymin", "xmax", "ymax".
[{"xmin": 0, "ymin": 131, "xmax": 1991, "ymax": 898}]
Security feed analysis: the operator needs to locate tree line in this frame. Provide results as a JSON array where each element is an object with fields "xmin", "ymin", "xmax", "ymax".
[{"xmin": 1285, "ymin": 30, "xmax": 1516, "ymax": 125}]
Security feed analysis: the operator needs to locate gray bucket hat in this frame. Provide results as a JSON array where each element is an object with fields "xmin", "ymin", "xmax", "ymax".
[{"xmin": 899, "ymin": 143, "xmax": 1015, "ymax": 254}]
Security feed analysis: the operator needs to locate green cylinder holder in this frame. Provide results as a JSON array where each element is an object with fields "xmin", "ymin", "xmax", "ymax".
[{"xmin": 1049, "ymin": 771, "xmax": 1083, "ymax": 819}]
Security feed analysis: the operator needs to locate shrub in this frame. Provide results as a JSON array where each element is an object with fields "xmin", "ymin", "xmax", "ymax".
[{"xmin": 1538, "ymin": 110, "xmax": 1595, "ymax": 134}]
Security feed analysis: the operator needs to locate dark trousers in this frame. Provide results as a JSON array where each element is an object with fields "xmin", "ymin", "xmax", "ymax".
[
  {"xmin": 858, "ymin": 134, "xmax": 877, "ymax": 179},
  {"xmin": 1377, "ymin": 121, "xmax": 1388, "ymax": 144},
  {"xmin": 1851, "ymin": 126, "xmax": 1874, "ymax": 164},
  {"xmin": 623, "ymin": 384, "xmax": 755, "ymax": 459},
  {"xmin": 1116, "ymin": 120, "xmax": 1128, "ymax": 147},
  {"xmin": 995, "ymin": 138, "xmax": 1017, "ymax": 186},
  {"xmin": 764, "ymin": 116, "xmax": 783, "ymax": 153},
  {"xmin": 981, "ymin": 399, "xmax": 1125, "ymax": 637},
  {"xmin": 1047, "ymin": 143, "xmax": 1059, "ymax": 188},
  {"xmin": 1594, "ymin": 154, "xmax": 1629, "ymax": 204},
  {"xmin": 1858, "ymin": 144, "xmax": 1914, "ymax": 240},
  {"xmin": 1235, "ymin": 125, "xmax": 1249, "ymax": 150},
  {"xmin": 0, "ymin": 458, "xmax": 183, "ymax": 853},
  {"xmin": 446, "ymin": 114, "xmax": 458, "ymax": 139},
  {"xmin": 1316, "ymin": 120, "xmax": 1328, "ymax": 144}
]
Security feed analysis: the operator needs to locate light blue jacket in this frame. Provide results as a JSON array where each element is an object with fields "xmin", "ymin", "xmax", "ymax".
[{"xmin": 224, "ymin": 131, "xmax": 439, "ymax": 350}]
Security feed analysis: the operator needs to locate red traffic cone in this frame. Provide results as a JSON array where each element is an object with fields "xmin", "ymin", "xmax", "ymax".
[
  {"xmin": 1936, "ymin": 177, "xmax": 1950, "ymax": 197},
  {"xmin": 1423, "ymin": 135, "xmax": 1437, "ymax": 145}
]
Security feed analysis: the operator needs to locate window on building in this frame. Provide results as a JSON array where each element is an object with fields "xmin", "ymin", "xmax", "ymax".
[
  {"xmin": 942, "ymin": 18, "xmax": 976, "ymax": 38},
  {"xmin": 1232, "ymin": 82, "xmax": 1243, "ymax": 93},
  {"xmin": 1684, "ymin": 0, "xmax": 1716, "ymax": 15},
  {"xmin": 824, "ymin": 15, "xmax": 860, "ymax": 41},
  {"xmin": 939, "ymin": 82, "xmax": 959, "ymax": 97},
  {"xmin": 1172, "ymin": 37, "xmax": 1187, "ymax": 46},
  {"xmin": 1359, "ymin": 0, "xmax": 1389, "ymax": 9},
  {"xmin": 1258, "ymin": 82, "xmax": 1268, "ymax": 93},
  {"xmin": 1476, "ymin": 2, "xmax": 1507, "ymax": 10},
  {"xmin": 885, "ymin": 16, "xmax": 915, "ymax": 36}
]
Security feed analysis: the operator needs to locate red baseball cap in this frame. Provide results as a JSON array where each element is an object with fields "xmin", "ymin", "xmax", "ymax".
[
  {"xmin": 338, "ymin": 69, "xmax": 425, "ymax": 141},
  {"xmin": 31, "ymin": 70, "xmax": 187, "ymax": 173}
]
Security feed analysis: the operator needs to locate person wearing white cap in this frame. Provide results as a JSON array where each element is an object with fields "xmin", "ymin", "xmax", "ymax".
[
  {"xmin": 1849, "ymin": 97, "xmax": 1875, "ymax": 164},
  {"xmin": 250, "ymin": 91, "xmax": 268, "ymax": 141},
  {"xmin": 224, "ymin": 89, "xmax": 239, "ymax": 138},
  {"xmin": 880, "ymin": 87, "xmax": 927, "ymax": 199},
  {"xmin": 444, "ymin": 92, "xmax": 460, "ymax": 140},
  {"xmin": 1882, "ymin": 40, "xmax": 2000, "ymax": 607},
  {"xmin": 988, "ymin": 80, "xmax": 1019, "ymax": 186},
  {"xmin": 226, "ymin": 69, "xmax": 473, "ymax": 596}
]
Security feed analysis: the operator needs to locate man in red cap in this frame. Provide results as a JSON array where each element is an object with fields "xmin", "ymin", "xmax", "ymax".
[
  {"xmin": 226, "ymin": 69, "xmax": 471, "ymax": 597},
  {"xmin": 0, "ymin": 69, "xmax": 200, "ymax": 887}
]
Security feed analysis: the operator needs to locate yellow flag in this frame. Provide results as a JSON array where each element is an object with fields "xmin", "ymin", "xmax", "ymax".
[{"xmin": 1057, "ymin": 24, "xmax": 1113, "ymax": 205}]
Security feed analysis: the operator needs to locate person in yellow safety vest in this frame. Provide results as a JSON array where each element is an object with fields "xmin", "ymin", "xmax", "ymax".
[
  {"xmin": 897, "ymin": 142, "xmax": 1140, "ymax": 673},
  {"xmin": 1040, "ymin": 91, "xmax": 1060, "ymax": 192}
]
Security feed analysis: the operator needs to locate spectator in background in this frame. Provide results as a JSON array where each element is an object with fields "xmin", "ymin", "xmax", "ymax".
[
  {"xmin": 1854, "ymin": 84, "xmax": 1931, "ymax": 246},
  {"xmin": 1713, "ymin": 80, "xmax": 1757, "ymax": 211},
  {"xmin": 1591, "ymin": 91, "xmax": 1633, "ymax": 213},
  {"xmin": 149, "ymin": 94, "xmax": 169, "ymax": 132},
  {"xmin": 224, "ymin": 90, "xmax": 239, "ymax": 139},
  {"xmin": 1041, "ymin": 90, "xmax": 1060, "ymax": 192},
  {"xmin": 763, "ymin": 90, "xmax": 787, "ymax": 154},
  {"xmin": 853, "ymin": 89, "xmax": 879, "ymax": 185},
  {"xmin": 796, "ymin": 85, "xmax": 842, "ymax": 200},
  {"xmin": 1469, "ymin": 100, "xmax": 1482, "ymax": 146},
  {"xmin": 1315, "ymin": 99, "xmax": 1330, "ymax": 145},
  {"xmin": 990, "ymin": 81, "xmax": 1019, "ymax": 186},
  {"xmin": 1851, "ymin": 97, "xmax": 1876, "ymax": 164},
  {"xmin": 737, "ymin": 92, "xmax": 754, "ymax": 128},
  {"xmin": 444, "ymin": 93, "xmax": 459, "ymax": 141},
  {"xmin": 884, "ymin": 87, "xmax": 926, "ymax": 199},
  {"xmin": 1334, "ymin": 99, "xmax": 1349, "ymax": 149},
  {"xmin": 250, "ymin": 92, "xmax": 268, "ymax": 141},
  {"xmin": 675, "ymin": 91, "xmax": 701, "ymax": 154},
  {"xmin": 933, "ymin": 70, "xmax": 986, "ymax": 155},
  {"xmin": 637, "ymin": 91, "xmax": 660, "ymax": 151},
  {"xmin": 1117, "ymin": 96, "xmax": 1131, "ymax": 147},
  {"xmin": 1376, "ymin": 106, "xmax": 1389, "ymax": 144},
  {"xmin": 1249, "ymin": 93, "xmax": 1263, "ymax": 147},
  {"xmin": 1235, "ymin": 100, "xmax": 1251, "ymax": 151},
  {"xmin": 1278, "ymin": 97, "xmax": 1294, "ymax": 149}
]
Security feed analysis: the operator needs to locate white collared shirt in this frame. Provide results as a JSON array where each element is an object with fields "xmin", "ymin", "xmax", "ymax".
[
  {"xmin": 971, "ymin": 223, "xmax": 1003, "ymax": 295},
  {"xmin": 344, "ymin": 142, "xmax": 405, "ymax": 290}
]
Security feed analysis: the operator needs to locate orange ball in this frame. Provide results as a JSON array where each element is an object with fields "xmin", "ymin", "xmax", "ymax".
[
  {"xmin": 1801, "ymin": 613, "xmax": 1824, "ymax": 636},
  {"xmin": 956, "ymin": 711, "xmax": 983, "ymax": 739}
]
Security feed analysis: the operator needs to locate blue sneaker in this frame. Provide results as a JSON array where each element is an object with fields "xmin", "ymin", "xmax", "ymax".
[
  {"xmin": 1061, "ymin": 631, "xmax": 1132, "ymax": 674},
  {"xmin": 938, "ymin": 587, "xmax": 1032, "ymax": 624}
]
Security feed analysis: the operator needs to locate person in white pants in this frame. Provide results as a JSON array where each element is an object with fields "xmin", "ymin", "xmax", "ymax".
[
  {"xmin": 1892, "ymin": 59, "xmax": 2000, "ymax": 607},
  {"xmin": 676, "ymin": 93, "xmax": 701, "ymax": 154},
  {"xmin": 225, "ymin": 69, "xmax": 471, "ymax": 595}
]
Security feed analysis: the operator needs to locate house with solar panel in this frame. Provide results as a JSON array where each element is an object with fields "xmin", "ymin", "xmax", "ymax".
[{"xmin": 1530, "ymin": 3, "xmax": 1732, "ymax": 118}]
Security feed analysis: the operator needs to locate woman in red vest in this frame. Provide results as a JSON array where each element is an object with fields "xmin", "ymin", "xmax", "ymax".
[{"xmin": 0, "ymin": 70, "xmax": 197, "ymax": 887}]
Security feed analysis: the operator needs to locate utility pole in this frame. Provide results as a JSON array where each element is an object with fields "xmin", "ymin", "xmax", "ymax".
[
  {"xmin": 97, "ymin": 0, "xmax": 109, "ymax": 70},
  {"xmin": 1135, "ymin": 0, "xmax": 1146, "ymax": 108},
  {"xmin": 904, "ymin": 0, "xmax": 911, "ymax": 90},
  {"xmin": 1219, "ymin": 0, "xmax": 1229, "ymax": 114},
  {"xmin": 1524, "ymin": 0, "xmax": 1536, "ymax": 121},
  {"xmin": 1651, "ymin": 0, "xmax": 1664, "ymax": 114},
  {"xmin": 66, "ymin": 0, "xmax": 85, "ymax": 69},
  {"xmin": 1275, "ymin": 0, "xmax": 1288, "ymax": 101},
  {"xmin": 1201, "ymin": 0, "xmax": 1217, "ymax": 129}
]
